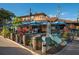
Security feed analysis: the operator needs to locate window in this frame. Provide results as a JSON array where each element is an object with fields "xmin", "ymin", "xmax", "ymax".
[
  {"xmin": 22, "ymin": 18, "xmax": 25, "ymax": 21},
  {"xmin": 40, "ymin": 16, "xmax": 45, "ymax": 20},
  {"xmin": 26, "ymin": 17, "xmax": 28, "ymax": 20}
]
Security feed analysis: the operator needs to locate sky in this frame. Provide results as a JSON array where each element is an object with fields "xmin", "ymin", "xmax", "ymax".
[{"xmin": 0, "ymin": 3, "xmax": 79, "ymax": 20}]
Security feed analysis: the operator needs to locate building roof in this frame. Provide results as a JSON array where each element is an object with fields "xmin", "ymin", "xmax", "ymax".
[
  {"xmin": 48, "ymin": 17, "xmax": 76, "ymax": 23},
  {"xmin": 54, "ymin": 18, "xmax": 75, "ymax": 23},
  {"xmin": 19, "ymin": 12, "xmax": 77, "ymax": 24},
  {"xmin": 20, "ymin": 15, "xmax": 32, "ymax": 18},
  {"xmin": 34, "ymin": 13, "xmax": 47, "ymax": 16},
  {"xmin": 19, "ymin": 12, "xmax": 47, "ymax": 18},
  {"xmin": 48, "ymin": 17, "xmax": 58, "ymax": 22}
]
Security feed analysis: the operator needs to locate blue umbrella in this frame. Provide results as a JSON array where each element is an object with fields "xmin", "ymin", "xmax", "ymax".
[
  {"xmin": 30, "ymin": 21, "xmax": 41, "ymax": 26},
  {"xmin": 51, "ymin": 21, "xmax": 66, "ymax": 25},
  {"xmin": 40, "ymin": 21, "xmax": 48, "ymax": 25}
]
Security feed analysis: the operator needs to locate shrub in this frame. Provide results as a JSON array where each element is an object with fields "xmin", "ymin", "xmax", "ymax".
[
  {"xmin": 62, "ymin": 32, "xmax": 69, "ymax": 40},
  {"xmin": 1, "ymin": 26, "xmax": 10, "ymax": 38}
]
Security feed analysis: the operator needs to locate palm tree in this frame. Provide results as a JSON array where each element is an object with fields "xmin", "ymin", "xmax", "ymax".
[
  {"xmin": 0, "ymin": 8, "xmax": 15, "ymax": 37},
  {"xmin": 0, "ymin": 8, "xmax": 15, "ymax": 24}
]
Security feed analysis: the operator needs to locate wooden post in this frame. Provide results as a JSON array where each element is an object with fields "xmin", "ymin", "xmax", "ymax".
[
  {"xmin": 42, "ymin": 42, "xmax": 47, "ymax": 54},
  {"xmin": 42, "ymin": 36, "xmax": 47, "ymax": 54},
  {"xmin": 23, "ymin": 35, "xmax": 26, "ymax": 46},
  {"xmin": 15, "ymin": 34, "xmax": 18, "ymax": 42},
  {"xmin": 32, "ymin": 37, "xmax": 36, "ymax": 50},
  {"xmin": 10, "ymin": 33, "xmax": 13, "ymax": 40},
  {"xmin": 19, "ymin": 36, "xmax": 22, "ymax": 44}
]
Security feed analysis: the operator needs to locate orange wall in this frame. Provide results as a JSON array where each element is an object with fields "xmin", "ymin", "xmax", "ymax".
[
  {"xmin": 34, "ymin": 15, "xmax": 48, "ymax": 21},
  {"xmin": 21, "ymin": 16, "xmax": 31, "ymax": 21},
  {"xmin": 21, "ymin": 15, "xmax": 48, "ymax": 21}
]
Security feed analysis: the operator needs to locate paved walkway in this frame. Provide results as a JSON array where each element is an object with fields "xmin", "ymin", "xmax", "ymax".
[
  {"xmin": 1, "ymin": 35, "xmax": 79, "ymax": 55},
  {"xmin": 56, "ymin": 40, "xmax": 79, "ymax": 55},
  {"xmin": 0, "ymin": 36, "xmax": 33, "ymax": 55}
]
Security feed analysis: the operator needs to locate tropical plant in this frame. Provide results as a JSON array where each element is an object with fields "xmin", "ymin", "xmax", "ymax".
[
  {"xmin": 11, "ymin": 17, "xmax": 22, "ymax": 33},
  {"xmin": 0, "ymin": 8, "xmax": 15, "ymax": 23},
  {"xmin": 1, "ymin": 26, "xmax": 10, "ymax": 37},
  {"xmin": 0, "ymin": 8, "xmax": 15, "ymax": 37},
  {"xmin": 62, "ymin": 32, "xmax": 69, "ymax": 41}
]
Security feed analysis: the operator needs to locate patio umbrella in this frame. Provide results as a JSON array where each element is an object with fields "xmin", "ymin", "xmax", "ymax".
[
  {"xmin": 51, "ymin": 21, "xmax": 66, "ymax": 25},
  {"xmin": 40, "ymin": 21, "xmax": 48, "ymax": 25},
  {"xmin": 30, "ymin": 21, "xmax": 41, "ymax": 26}
]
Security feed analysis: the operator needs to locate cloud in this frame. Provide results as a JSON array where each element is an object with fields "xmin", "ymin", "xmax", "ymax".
[
  {"xmin": 61, "ymin": 12, "xmax": 67, "ymax": 16},
  {"xmin": 61, "ymin": 13, "xmax": 65, "ymax": 16}
]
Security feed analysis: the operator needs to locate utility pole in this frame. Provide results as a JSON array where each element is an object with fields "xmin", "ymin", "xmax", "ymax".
[
  {"xmin": 77, "ymin": 11, "xmax": 79, "ymax": 23},
  {"xmin": 29, "ymin": 8, "xmax": 33, "ymax": 49},
  {"xmin": 30, "ymin": 8, "xmax": 32, "ymax": 21},
  {"xmin": 29, "ymin": 8, "xmax": 32, "ymax": 33},
  {"xmin": 29, "ymin": 8, "xmax": 36, "ymax": 50}
]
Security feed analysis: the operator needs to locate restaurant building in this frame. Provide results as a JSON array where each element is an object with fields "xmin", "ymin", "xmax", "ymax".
[
  {"xmin": 20, "ymin": 13, "xmax": 49, "ymax": 22},
  {"xmin": 19, "ymin": 13, "xmax": 50, "ymax": 33},
  {"xmin": 18, "ymin": 12, "xmax": 79, "ymax": 33}
]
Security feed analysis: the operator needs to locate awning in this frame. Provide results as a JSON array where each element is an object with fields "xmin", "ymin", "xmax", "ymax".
[
  {"xmin": 30, "ymin": 21, "xmax": 41, "ymax": 26},
  {"xmin": 40, "ymin": 21, "xmax": 48, "ymax": 25},
  {"xmin": 51, "ymin": 21, "xmax": 66, "ymax": 25}
]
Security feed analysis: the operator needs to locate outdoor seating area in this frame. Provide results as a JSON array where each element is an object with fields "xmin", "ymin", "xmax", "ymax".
[
  {"xmin": 0, "ymin": 16, "xmax": 79, "ymax": 54},
  {"xmin": 3, "ymin": 20, "xmax": 78, "ymax": 54}
]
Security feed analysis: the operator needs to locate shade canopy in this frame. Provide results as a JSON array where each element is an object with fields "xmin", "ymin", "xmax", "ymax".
[
  {"xmin": 40, "ymin": 21, "xmax": 48, "ymax": 25},
  {"xmin": 51, "ymin": 21, "xmax": 66, "ymax": 25},
  {"xmin": 30, "ymin": 21, "xmax": 41, "ymax": 26},
  {"xmin": 21, "ymin": 21, "xmax": 66, "ymax": 27}
]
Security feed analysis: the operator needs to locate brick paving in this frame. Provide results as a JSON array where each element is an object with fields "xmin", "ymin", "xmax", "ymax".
[{"xmin": 56, "ymin": 40, "xmax": 79, "ymax": 55}]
